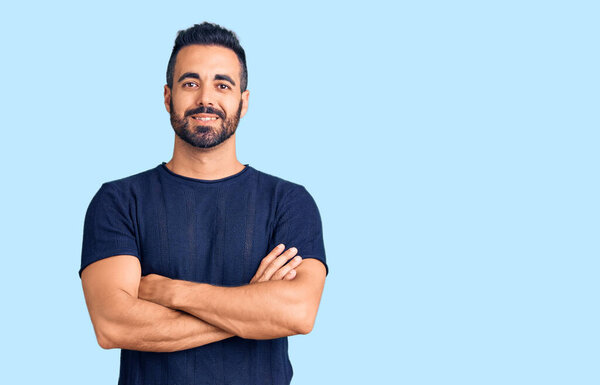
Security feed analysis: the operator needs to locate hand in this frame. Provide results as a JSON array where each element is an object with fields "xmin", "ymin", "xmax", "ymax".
[
  {"xmin": 139, "ymin": 273, "xmax": 174, "ymax": 307},
  {"xmin": 250, "ymin": 244, "xmax": 302, "ymax": 284}
]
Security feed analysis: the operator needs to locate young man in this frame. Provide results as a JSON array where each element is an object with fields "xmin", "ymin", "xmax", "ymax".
[{"xmin": 80, "ymin": 23, "xmax": 328, "ymax": 385}]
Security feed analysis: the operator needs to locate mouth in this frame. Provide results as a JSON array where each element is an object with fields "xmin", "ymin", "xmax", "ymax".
[{"xmin": 190, "ymin": 113, "xmax": 220, "ymax": 122}]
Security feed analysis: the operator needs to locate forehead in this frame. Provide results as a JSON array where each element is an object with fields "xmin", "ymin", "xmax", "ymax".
[{"xmin": 174, "ymin": 45, "xmax": 241, "ymax": 80}]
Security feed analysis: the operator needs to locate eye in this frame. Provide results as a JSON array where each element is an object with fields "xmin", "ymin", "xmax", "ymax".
[
  {"xmin": 183, "ymin": 82, "xmax": 198, "ymax": 88},
  {"xmin": 217, "ymin": 83, "xmax": 231, "ymax": 90}
]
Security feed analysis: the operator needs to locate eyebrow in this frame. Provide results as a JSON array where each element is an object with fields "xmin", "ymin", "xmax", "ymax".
[
  {"xmin": 177, "ymin": 72, "xmax": 200, "ymax": 82},
  {"xmin": 177, "ymin": 72, "xmax": 237, "ymax": 87},
  {"xmin": 214, "ymin": 74, "xmax": 236, "ymax": 86}
]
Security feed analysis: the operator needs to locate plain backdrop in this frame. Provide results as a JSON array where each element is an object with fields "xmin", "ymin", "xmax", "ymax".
[{"xmin": 0, "ymin": 1, "xmax": 598, "ymax": 384}]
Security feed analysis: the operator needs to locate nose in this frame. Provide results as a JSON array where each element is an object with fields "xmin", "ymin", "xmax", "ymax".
[{"xmin": 196, "ymin": 84, "xmax": 214, "ymax": 107}]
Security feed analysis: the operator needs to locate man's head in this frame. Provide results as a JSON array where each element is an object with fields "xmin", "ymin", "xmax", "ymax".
[
  {"xmin": 166, "ymin": 23, "xmax": 248, "ymax": 92},
  {"xmin": 164, "ymin": 23, "xmax": 249, "ymax": 149}
]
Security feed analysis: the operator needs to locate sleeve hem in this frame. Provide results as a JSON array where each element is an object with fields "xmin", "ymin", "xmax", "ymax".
[
  {"xmin": 79, "ymin": 250, "xmax": 141, "ymax": 278},
  {"xmin": 300, "ymin": 255, "xmax": 329, "ymax": 276}
]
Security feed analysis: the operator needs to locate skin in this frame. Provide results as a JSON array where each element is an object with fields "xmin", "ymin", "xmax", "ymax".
[
  {"xmin": 138, "ymin": 248, "xmax": 326, "ymax": 339},
  {"xmin": 163, "ymin": 45, "xmax": 250, "ymax": 180},
  {"xmin": 81, "ymin": 44, "xmax": 327, "ymax": 351}
]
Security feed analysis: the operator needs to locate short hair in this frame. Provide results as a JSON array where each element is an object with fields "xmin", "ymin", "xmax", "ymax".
[{"xmin": 166, "ymin": 22, "xmax": 248, "ymax": 92}]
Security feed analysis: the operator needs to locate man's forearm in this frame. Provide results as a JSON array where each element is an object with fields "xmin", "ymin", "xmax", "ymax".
[
  {"xmin": 95, "ymin": 291, "xmax": 233, "ymax": 352},
  {"xmin": 171, "ymin": 279, "xmax": 307, "ymax": 339},
  {"xmin": 147, "ymin": 260, "xmax": 326, "ymax": 340}
]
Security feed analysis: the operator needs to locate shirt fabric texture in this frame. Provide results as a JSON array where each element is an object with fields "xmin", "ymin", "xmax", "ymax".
[{"xmin": 80, "ymin": 163, "xmax": 328, "ymax": 385}]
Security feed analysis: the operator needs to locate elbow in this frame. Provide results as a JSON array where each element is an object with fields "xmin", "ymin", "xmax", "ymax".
[
  {"xmin": 95, "ymin": 327, "xmax": 117, "ymax": 350},
  {"xmin": 92, "ymin": 319, "xmax": 121, "ymax": 350},
  {"xmin": 294, "ymin": 320, "xmax": 314, "ymax": 335},
  {"xmin": 97, "ymin": 334, "xmax": 115, "ymax": 350},
  {"xmin": 292, "ymin": 304, "xmax": 318, "ymax": 335}
]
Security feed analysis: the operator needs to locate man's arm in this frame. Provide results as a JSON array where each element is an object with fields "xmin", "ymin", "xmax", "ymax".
[
  {"xmin": 81, "ymin": 254, "xmax": 233, "ymax": 353},
  {"xmin": 81, "ymin": 245, "xmax": 302, "ymax": 352},
  {"xmin": 139, "ymin": 247, "xmax": 327, "ymax": 340}
]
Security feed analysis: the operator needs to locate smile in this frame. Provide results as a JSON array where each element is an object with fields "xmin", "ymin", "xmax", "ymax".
[{"xmin": 193, "ymin": 116, "xmax": 218, "ymax": 121}]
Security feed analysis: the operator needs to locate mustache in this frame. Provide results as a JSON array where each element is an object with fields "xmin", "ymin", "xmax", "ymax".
[{"xmin": 184, "ymin": 106, "xmax": 225, "ymax": 120}]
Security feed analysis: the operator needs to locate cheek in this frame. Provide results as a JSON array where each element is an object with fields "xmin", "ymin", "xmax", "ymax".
[
  {"xmin": 171, "ymin": 96, "xmax": 192, "ymax": 115},
  {"xmin": 224, "ymin": 99, "xmax": 243, "ymax": 116},
  {"xmin": 171, "ymin": 92, "xmax": 194, "ymax": 108}
]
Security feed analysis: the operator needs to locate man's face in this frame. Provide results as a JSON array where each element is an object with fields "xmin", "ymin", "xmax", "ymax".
[{"xmin": 165, "ymin": 45, "xmax": 249, "ymax": 149}]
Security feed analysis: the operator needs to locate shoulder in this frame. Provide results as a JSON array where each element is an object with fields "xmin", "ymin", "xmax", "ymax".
[
  {"xmin": 252, "ymin": 167, "xmax": 310, "ymax": 199},
  {"xmin": 102, "ymin": 165, "xmax": 159, "ymax": 190},
  {"xmin": 87, "ymin": 165, "xmax": 160, "ymax": 208},
  {"xmin": 250, "ymin": 167, "xmax": 319, "ymax": 215},
  {"xmin": 94, "ymin": 165, "xmax": 160, "ymax": 196},
  {"xmin": 251, "ymin": 170, "xmax": 316, "ymax": 212}
]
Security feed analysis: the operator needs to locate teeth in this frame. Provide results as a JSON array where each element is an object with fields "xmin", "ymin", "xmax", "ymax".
[{"xmin": 194, "ymin": 117, "xmax": 217, "ymax": 121}]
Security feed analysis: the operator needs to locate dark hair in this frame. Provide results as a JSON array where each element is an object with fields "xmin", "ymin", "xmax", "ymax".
[{"xmin": 166, "ymin": 22, "xmax": 248, "ymax": 92}]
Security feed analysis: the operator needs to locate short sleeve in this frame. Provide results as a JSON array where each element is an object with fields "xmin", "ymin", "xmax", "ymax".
[
  {"xmin": 79, "ymin": 183, "xmax": 140, "ymax": 277},
  {"xmin": 271, "ymin": 185, "xmax": 328, "ymax": 275}
]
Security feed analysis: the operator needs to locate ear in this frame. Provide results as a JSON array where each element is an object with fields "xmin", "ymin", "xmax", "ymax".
[
  {"xmin": 164, "ymin": 85, "xmax": 172, "ymax": 113},
  {"xmin": 240, "ymin": 89, "xmax": 250, "ymax": 119}
]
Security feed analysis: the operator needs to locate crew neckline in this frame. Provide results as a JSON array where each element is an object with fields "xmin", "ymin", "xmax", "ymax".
[{"xmin": 159, "ymin": 162, "xmax": 251, "ymax": 184}]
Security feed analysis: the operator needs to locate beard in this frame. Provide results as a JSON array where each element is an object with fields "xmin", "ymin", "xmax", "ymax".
[{"xmin": 169, "ymin": 100, "xmax": 243, "ymax": 149}]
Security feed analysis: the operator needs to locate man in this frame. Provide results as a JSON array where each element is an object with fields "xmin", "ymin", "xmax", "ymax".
[{"xmin": 79, "ymin": 22, "xmax": 328, "ymax": 385}]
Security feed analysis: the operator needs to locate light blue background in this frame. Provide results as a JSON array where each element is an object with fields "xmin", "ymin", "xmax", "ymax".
[{"xmin": 1, "ymin": 1, "xmax": 598, "ymax": 384}]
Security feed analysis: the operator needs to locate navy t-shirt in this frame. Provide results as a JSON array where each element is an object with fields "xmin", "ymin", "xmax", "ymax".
[{"xmin": 80, "ymin": 163, "xmax": 328, "ymax": 385}]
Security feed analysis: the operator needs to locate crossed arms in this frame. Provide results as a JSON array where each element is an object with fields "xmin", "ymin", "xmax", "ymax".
[{"xmin": 81, "ymin": 245, "xmax": 326, "ymax": 353}]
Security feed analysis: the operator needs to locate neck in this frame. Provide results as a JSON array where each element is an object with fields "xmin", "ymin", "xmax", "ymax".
[{"xmin": 165, "ymin": 134, "xmax": 245, "ymax": 180}]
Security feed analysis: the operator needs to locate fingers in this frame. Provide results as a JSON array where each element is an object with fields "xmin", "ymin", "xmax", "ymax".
[
  {"xmin": 283, "ymin": 269, "xmax": 296, "ymax": 280},
  {"xmin": 250, "ymin": 245, "xmax": 301, "ymax": 283},
  {"xmin": 272, "ymin": 255, "xmax": 302, "ymax": 280},
  {"xmin": 259, "ymin": 247, "xmax": 299, "ymax": 282},
  {"xmin": 251, "ymin": 244, "xmax": 285, "ymax": 282}
]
